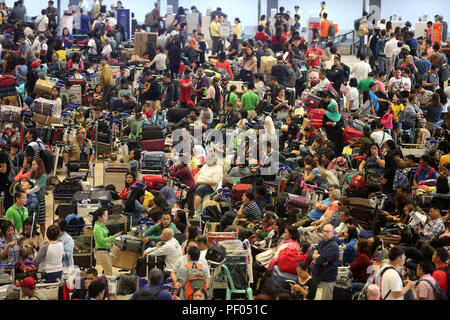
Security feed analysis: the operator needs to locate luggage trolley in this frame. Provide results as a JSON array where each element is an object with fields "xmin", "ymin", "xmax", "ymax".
[{"xmin": 102, "ymin": 160, "xmax": 131, "ymax": 192}]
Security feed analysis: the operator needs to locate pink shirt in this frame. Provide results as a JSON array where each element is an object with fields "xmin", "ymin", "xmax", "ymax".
[
  {"xmin": 376, "ymin": 80, "xmax": 386, "ymax": 95},
  {"xmin": 416, "ymin": 274, "xmax": 438, "ymax": 300}
]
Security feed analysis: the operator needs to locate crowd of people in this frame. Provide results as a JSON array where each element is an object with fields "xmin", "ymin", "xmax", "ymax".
[{"xmin": 0, "ymin": 0, "xmax": 449, "ymax": 301}]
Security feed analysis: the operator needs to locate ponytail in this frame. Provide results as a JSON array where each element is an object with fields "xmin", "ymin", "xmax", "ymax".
[{"xmin": 92, "ymin": 207, "xmax": 108, "ymax": 224}]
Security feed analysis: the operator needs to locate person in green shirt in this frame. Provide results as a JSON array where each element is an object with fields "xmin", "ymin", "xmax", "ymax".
[
  {"xmin": 5, "ymin": 191, "xmax": 28, "ymax": 235},
  {"xmin": 144, "ymin": 212, "xmax": 179, "ymax": 245},
  {"xmin": 224, "ymin": 85, "xmax": 240, "ymax": 111},
  {"xmin": 93, "ymin": 207, "xmax": 122, "ymax": 276},
  {"xmin": 27, "ymin": 158, "xmax": 47, "ymax": 238},
  {"xmin": 240, "ymin": 82, "xmax": 259, "ymax": 119},
  {"xmin": 357, "ymin": 72, "xmax": 375, "ymax": 102}
]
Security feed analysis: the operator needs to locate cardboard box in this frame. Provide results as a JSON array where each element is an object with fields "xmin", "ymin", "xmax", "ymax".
[
  {"xmin": 111, "ymin": 245, "xmax": 141, "ymax": 271},
  {"xmin": 260, "ymin": 56, "xmax": 277, "ymax": 74},
  {"xmin": 134, "ymin": 32, "xmax": 157, "ymax": 58},
  {"xmin": 33, "ymin": 79, "xmax": 56, "ymax": 96},
  {"xmin": 226, "ymin": 81, "xmax": 246, "ymax": 94}
]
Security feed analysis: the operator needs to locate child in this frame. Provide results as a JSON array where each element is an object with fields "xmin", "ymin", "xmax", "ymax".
[{"xmin": 21, "ymin": 180, "xmax": 39, "ymax": 218}]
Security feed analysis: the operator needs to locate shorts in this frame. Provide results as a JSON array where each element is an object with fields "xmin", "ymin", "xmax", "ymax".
[{"xmin": 195, "ymin": 184, "xmax": 215, "ymax": 197}]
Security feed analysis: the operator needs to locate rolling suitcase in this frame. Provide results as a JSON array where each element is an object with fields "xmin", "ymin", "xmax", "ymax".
[
  {"xmin": 141, "ymin": 126, "xmax": 164, "ymax": 140},
  {"xmin": 166, "ymin": 107, "xmax": 190, "ymax": 123},
  {"xmin": 347, "ymin": 197, "xmax": 376, "ymax": 231},
  {"xmin": 140, "ymin": 139, "xmax": 165, "ymax": 152},
  {"xmin": 231, "ymin": 184, "xmax": 252, "ymax": 200},
  {"xmin": 136, "ymin": 255, "xmax": 166, "ymax": 277},
  {"xmin": 141, "ymin": 175, "xmax": 167, "ymax": 191}
]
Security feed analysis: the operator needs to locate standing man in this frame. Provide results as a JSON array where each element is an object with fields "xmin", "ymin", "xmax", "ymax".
[
  {"xmin": 384, "ymin": 32, "xmax": 398, "ymax": 77},
  {"xmin": 5, "ymin": 191, "xmax": 28, "ymax": 234},
  {"xmin": 320, "ymin": 13, "xmax": 330, "ymax": 45},
  {"xmin": 210, "ymin": 15, "xmax": 221, "ymax": 56},
  {"xmin": 311, "ymin": 224, "xmax": 339, "ymax": 300},
  {"xmin": 379, "ymin": 246, "xmax": 416, "ymax": 300},
  {"xmin": 351, "ymin": 54, "xmax": 371, "ymax": 82},
  {"xmin": 63, "ymin": 127, "xmax": 95, "ymax": 167},
  {"xmin": 45, "ymin": 1, "xmax": 58, "ymax": 32},
  {"xmin": 431, "ymin": 248, "xmax": 449, "ymax": 295},
  {"xmin": 99, "ymin": 56, "xmax": 114, "ymax": 107},
  {"xmin": 305, "ymin": 39, "xmax": 326, "ymax": 69},
  {"xmin": 319, "ymin": 1, "xmax": 328, "ymax": 19},
  {"xmin": 35, "ymin": 9, "xmax": 49, "ymax": 33}
]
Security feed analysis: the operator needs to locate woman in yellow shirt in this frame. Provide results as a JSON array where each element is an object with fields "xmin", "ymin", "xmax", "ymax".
[
  {"xmin": 233, "ymin": 18, "xmax": 242, "ymax": 41},
  {"xmin": 389, "ymin": 93, "xmax": 405, "ymax": 122},
  {"xmin": 258, "ymin": 15, "xmax": 266, "ymax": 27}
]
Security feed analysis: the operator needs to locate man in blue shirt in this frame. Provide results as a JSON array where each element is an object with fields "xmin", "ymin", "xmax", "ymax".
[
  {"xmin": 293, "ymin": 197, "xmax": 331, "ymax": 228},
  {"xmin": 369, "ymin": 81, "xmax": 389, "ymax": 117},
  {"xmin": 130, "ymin": 268, "xmax": 172, "ymax": 300},
  {"xmin": 79, "ymin": 9, "xmax": 91, "ymax": 34},
  {"xmin": 415, "ymin": 52, "xmax": 432, "ymax": 83},
  {"xmin": 413, "ymin": 155, "xmax": 438, "ymax": 190}
]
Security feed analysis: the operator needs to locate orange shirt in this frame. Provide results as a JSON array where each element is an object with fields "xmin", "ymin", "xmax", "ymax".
[
  {"xmin": 320, "ymin": 19, "xmax": 330, "ymax": 37},
  {"xmin": 215, "ymin": 60, "xmax": 233, "ymax": 80}
]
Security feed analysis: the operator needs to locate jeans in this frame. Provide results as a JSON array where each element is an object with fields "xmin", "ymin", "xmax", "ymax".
[{"xmin": 45, "ymin": 270, "xmax": 63, "ymax": 283}]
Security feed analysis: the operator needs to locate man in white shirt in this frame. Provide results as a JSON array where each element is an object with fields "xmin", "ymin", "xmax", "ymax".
[
  {"xmin": 350, "ymin": 54, "xmax": 371, "ymax": 82},
  {"xmin": 388, "ymin": 68, "xmax": 410, "ymax": 92},
  {"xmin": 35, "ymin": 9, "xmax": 49, "ymax": 33},
  {"xmin": 148, "ymin": 45, "xmax": 167, "ymax": 74},
  {"xmin": 346, "ymin": 78, "xmax": 360, "ymax": 112},
  {"xmin": 379, "ymin": 246, "xmax": 415, "ymax": 300},
  {"xmin": 79, "ymin": 0, "xmax": 89, "ymax": 13},
  {"xmin": 198, "ymin": 236, "xmax": 209, "ymax": 260},
  {"xmin": 384, "ymin": 33, "xmax": 398, "ymax": 76},
  {"xmin": 144, "ymin": 228, "xmax": 183, "ymax": 274},
  {"xmin": 370, "ymin": 122, "xmax": 393, "ymax": 147},
  {"xmin": 193, "ymin": 155, "xmax": 223, "ymax": 213}
]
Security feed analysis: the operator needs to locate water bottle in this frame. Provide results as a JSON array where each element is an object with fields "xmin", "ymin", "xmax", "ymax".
[
  {"xmin": 63, "ymin": 129, "xmax": 69, "ymax": 143},
  {"xmin": 122, "ymin": 142, "xmax": 129, "ymax": 157}
]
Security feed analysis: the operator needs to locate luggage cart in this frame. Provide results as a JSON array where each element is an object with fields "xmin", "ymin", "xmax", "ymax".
[
  {"xmin": 103, "ymin": 160, "xmax": 131, "ymax": 192},
  {"xmin": 208, "ymin": 248, "xmax": 249, "ymax": 299},
  {"xmin": 52, "ymin": 192, "xmax": 74, "ymax": 224},
  {"xmin": 204, "ymin": 231, "xmax": 239, "ymax": 245},
  {"xmin": 19, "ymin": 280, "xmax": 62, "ymax": 300}
]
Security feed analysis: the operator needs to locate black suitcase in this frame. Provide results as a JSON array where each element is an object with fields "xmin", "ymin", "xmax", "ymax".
[
  {"xmin": 141, "ymin": 126, "xmax": 164, "ymax": 140},
  {"xmin": 55, "ymin": 204, "xmax": 77, "ymax": 220},
  {"xmin": 54, "ymin": 177, "xmax": 83, "ymax": 195},
  {"xmin": 114, "ymin": 235, "xmax": 144, "ymax": 253},
  {"xmin": 105, "ymin": 213, "xmax": 128, "ymax": 234},
  {"xmin": 332, "ymin": 281, "xmax": 354, "ymax": 300},
  {"xmin": 136, "ymin": 254, "xmax": 166, "ymax": 277},
  {"xmin": 166, "ymin": 107, "xmax": 190, "ymax": 123}
]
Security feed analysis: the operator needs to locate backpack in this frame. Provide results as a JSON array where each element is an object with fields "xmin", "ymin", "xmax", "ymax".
[
  {"xmin": 65, "ymin": 214, "xmax": 85, "ymax": 236},
  {"xmin": 358, "ymin": 22, "xmax": 368, "ymax": 37},
  {"xmin": 324, "ymin": 169, "xmax": 340, "ymax": 188},
  {"xmin": 436, "ymin": 266, "xmax": 450, "ymax": 297},
  {"xmin": 184, "ymin": 263, "xmax": 207, "ymax": 300},
  {"xmin": 6, "ymin": 155, "xmax": 17, "ymax": 183},
  {"xmin": 365, "ymin": 169, "xmax": 382, "ymax": 189},
  {"xmin": 393, "ymin": 168, "xmax": 408, "ymax": 191},
  {"xmin": 419, "ymin": 278, "xmax": 448, "ymax": 300},
  {"xmin": 136, "ymin": 287, "xmax": 162, "ymax": 300},
  {"xmin": 398, "ymin": 109, "xmax": 406, "ymax": 123},
  {"xmin": 328, "ymin": 23, "xmax": 336, "ymax": 37},
  {"xmin": 349, "ymin": 174, "xmax": 365, "ymax": 192},
  {"xmin": 354, "ymin": 19, "xmax": 360, "ymax": 32},
  {"xmin": 416, "ymin": 166, "xmax": 435, "ymax": 181}
]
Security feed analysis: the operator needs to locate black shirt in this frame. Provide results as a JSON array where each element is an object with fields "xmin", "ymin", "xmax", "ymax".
[
  {"xmin": 294, "ymin": 277, "xmax": 318, "ymax": 300},
  {"xmin": 0, "ymin": 151, "xmax": 11, "ymax": 185}
]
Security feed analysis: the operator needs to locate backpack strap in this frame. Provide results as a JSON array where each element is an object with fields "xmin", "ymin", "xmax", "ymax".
[
  {"xmin": 428, "ymin": 167, "xmax": 435, "ymax": 179},
  {"xmin": 420, "ymin": 279, "xmax": 439, "ymax": 294},
  {"xmin": 380, "ymin": 266, "xmax": 401, "ymax": 300}
]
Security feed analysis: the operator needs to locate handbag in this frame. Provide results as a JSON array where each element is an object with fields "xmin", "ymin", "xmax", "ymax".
[{"xmin": 255, "ymin": 249, "xmax": 275, "ymax": 268}]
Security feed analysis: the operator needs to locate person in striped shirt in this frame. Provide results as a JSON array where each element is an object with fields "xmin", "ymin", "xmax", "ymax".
[{"xmin": 220, "ymin": 189, "xmax": 261, "ymax": 231}]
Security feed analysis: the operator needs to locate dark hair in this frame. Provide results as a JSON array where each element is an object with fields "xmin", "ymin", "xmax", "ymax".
[
  {"xmin": 188, "ymin": 246, "xmax": 201, "ymax": 261},
  {"xmin": 434, "ymin": 247, "xmax": 449, "ymax": 263},
  {"xmin": 420, "ymin": 154, "xmax": 432, "ymax": 165},
  {"xmin": 55, "ymin": 218, "xmax": 67, "ymax": 232},
  {"xmin": 86, "ymin": 268, "xmax": 98, "ymax": 277},
  {"xmin": 238, "ymin": 109, "xmax": 248, "ymax": 119},
  {"xmin": 88, "ymin": 280, "xmax": 106, "ymax": 299},
  {"xmin": 244, "ymin": 190, "xmax": 255, "ymax": 201},
  {"xmin": 125, "ymin": 187, "xmax": 146, "ymax": 212},
  {"xmin": 148, "ymin": 268, "xmax": 164, "ymax": 286},
  {"xmin": 92, "ymin": 206, "xmax": 109, "ymax": 224},
  {"xmin": 187, "ymin": 225, "xmax": 199, "ymax": 240},
  {"xmin": 346, "ymin": 226, "xmax": 358, "ymax": 242},
  {"xmin": 47, "ymin": 225, "xmax": 61, "ymax": 241},
  {"xmin": 257, "ymin": 25, "xmax": 264, "ymax": 32},
  {"xmin": 349, "ymin": 78, "xmax": 358, "ymax": 88},
  {"xmin": 1, "ymin": 220, "xmax": 14, "ymax": 234},
  {"xmin": 275, "ymin": 218, "xmax": 287, "ymax": 235},
  {"xmin": 197, "ymin": 236, "xmax": 208, "ymax": 246},
  {"xmin": 418, "ymin": 260, "xmax": 435, "ymax": 275},
  {"xmin": 388, "ymin": 246, "xmax": 405, "ymax": 261},
  {"xmin": 357, "ymin": 238, "xmax": 371, "ymax": 256},
  {"xmin": 124, "ymin": 172, "xmax": 137, "ymax": 188},
  {"xmin": 286, "ymin": 226, "xmax": 300, "ymax": 242},
  {"xmin": 296, "ymin": 260, "xmax": 310, "ymax": 273},
  {"xmin": 14, "ymin": 191, "xmax": 26, "ymax": 201},
  {"xmin": 299, "ymin": 241, "xmax": 310, "ymax": 253}
]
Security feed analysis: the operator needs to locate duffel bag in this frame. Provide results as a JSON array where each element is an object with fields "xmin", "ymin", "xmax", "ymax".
[
  {"xmin": 231, "ymin": 184, "xmax": 252, "ymax": 200},
  {"xmin": 332, "ymin": 280, "xmax": 354, "ymax": 300},
  {"xmin": 286, "ymin": 193, "xmax": 310, "ymax": 214},
  {"xmin": 0, "ymin": 75, "xmax": 16, "ymax": 87},
  {"xmin": 141, "ymin": 175, "xmax": 167, "ymax": 190},
  {"xmin": 205, "ymin": 245, "xmax": 226, "ymax": 263},
  {"xmin": 71, "ymin": 190, "xmax": 113, "ymax": 206},
  {"xmin": 277, "ymin": 246, "xmax": 307, "ymax": 275},
  {"xmin": 54, "ymin": 177, "xmax": 83, "ymax": 194}
]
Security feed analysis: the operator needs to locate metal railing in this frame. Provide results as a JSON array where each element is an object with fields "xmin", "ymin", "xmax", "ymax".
[{"xmin": 328, "ymin": 30, "xmax": 359, "ymax": 55}]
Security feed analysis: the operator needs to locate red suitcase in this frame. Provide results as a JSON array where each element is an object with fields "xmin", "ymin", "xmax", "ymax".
[
  {"xmin": 0, "ymin": 75, "xmax": 16, "ymax": 87},
  {"xmin": 231, "ymin": 184, "xmax": 252, "ymax": 200},
  {"xmin": 140, "ymin": 139, "xmax": 165, "ymax": 152},
  {"xmin": 343, "ymin": 126, "xmax": 363, "ymax": 145},
  {"xmin": 308, "ymin": 108, "xmax": 326, "ymax": 129},
  {"xmin": 141, "ymin": 175, "xmax": 167, "ymax": 191}
]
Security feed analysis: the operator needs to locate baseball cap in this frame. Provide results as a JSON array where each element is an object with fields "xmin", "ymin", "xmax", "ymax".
[
  {"xmin": 4, "ymin": 33, "xmax": 11, "ymax": 40},
  {"xmin": 16, "ymin": 276, "xmax": 36, "ymax": 289},
  {"xmin": 311, "ymin": 39, "xmax": 318, "ymax": 43},
  {"xmin": 31, "ymin": 61, "xmax": 40, "ymax": 68}
]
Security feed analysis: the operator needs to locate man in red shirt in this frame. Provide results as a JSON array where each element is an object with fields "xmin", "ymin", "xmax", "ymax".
[
  {"xmin": 432, "ymin": 248, "xmax": 449, "ymax": 295},
  {"xmin": 179, "ymin": 69, "xmax": 194, "ymax": 107},
  {"xmin": 305, "ymin": 40, "xmax": 326, "ymax": 69}
]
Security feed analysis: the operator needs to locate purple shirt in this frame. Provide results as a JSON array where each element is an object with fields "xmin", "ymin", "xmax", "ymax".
[{"xmin": 195, "ymin": 75, "xmax": 209, "ymax": 98}]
